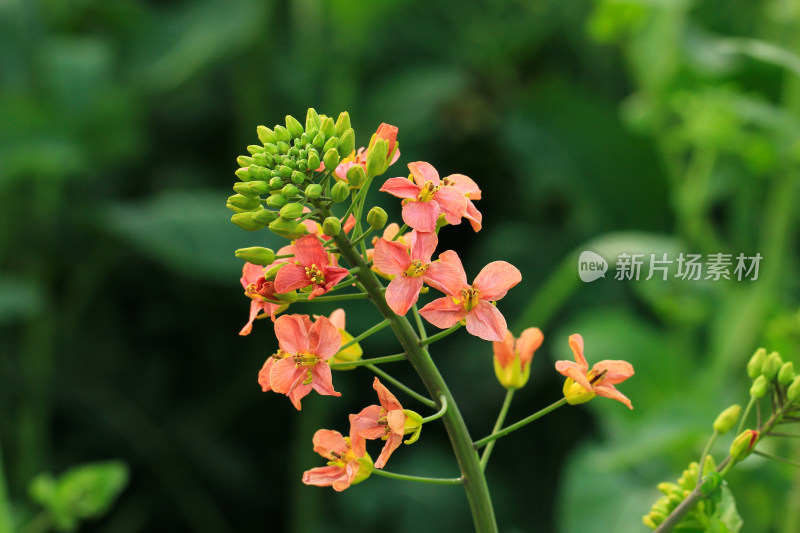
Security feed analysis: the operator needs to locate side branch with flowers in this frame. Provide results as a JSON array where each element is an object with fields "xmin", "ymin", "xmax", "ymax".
[{"xmin": 226, "ymin": 108, "xmax": 635, "ymax": 532}]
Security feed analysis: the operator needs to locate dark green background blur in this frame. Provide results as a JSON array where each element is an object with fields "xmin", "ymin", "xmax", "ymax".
[{"xmin": 2, "ymin": 0, "xmax": 799, "ymax": 532}]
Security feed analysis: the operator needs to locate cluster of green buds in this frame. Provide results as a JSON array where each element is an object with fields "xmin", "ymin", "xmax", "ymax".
[
  {"xmin": 227, "ymin": 108, "xmax": 355, "ymax": 237},
  {"xmin": 746, "ymin": 347, "xmax": 800, "ymax": 403},
  {"xmin": 643, "ymin": 456, "xmax": 719, "ymax": 529}
]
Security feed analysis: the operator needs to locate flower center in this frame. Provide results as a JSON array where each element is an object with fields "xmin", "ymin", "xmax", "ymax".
[
  {"xmin": 403, "ymin": 259, "xmax": 428, "ymax": 277},
  {"xmin": 417, "ymin": 181, "xmax": 440, "ymax": 202},
  {"xmin": 305, "ymin": 264, "xmax": 326, "ymax": 285},
  {"xmin": 587, "ymin": 368, "xmax": 608, "ymax": 385},
  {"xmin": 292, "ymin": 351, "xmax": 319, "ymax": 367},
  {"xmin": 460, "ymin": 287, "xmax": 481, "ymax": 312}
]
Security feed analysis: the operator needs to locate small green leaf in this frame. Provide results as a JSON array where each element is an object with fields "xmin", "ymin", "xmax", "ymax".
[{"xmin": 706, "ymin": 484, "xmax": 743, "ymax": 533}]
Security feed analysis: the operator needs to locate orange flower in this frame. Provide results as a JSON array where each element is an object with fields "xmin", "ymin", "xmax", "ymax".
[
  {"xmin": 555, "ymin": 334, "xmax": 634, "ymax": 409},
  {"xmin": 302, "ymin": 428, "xmax": 373, "ymax": 491},
  {"xmin": 493, "ymin": 328, "xmax": 543, "ymax": 389}
]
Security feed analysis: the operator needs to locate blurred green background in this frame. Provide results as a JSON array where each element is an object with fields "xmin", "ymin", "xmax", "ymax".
[{"xmin": 2, "ymin": 0, "xmax": 799, "ymax": 531}]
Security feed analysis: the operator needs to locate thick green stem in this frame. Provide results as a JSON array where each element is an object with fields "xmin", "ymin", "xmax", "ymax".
[
  {"xmin": 321, "ymin": 202, "xmax": 498, "ymax": 532},
  {"xmin": 480, "ymin": 388, "xmax": 515, "ymax": 469},
  {"xmin": 474, "ymin": 398, "xmax": 567, "ymax": 449}
]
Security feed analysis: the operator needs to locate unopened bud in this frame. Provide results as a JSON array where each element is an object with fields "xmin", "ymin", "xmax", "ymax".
[
  {"xmin": 307, "ymin": 150, "xmax": 320, "ymax": 171},
  {"xmin": 330, "ymin": 180, "xmax": 349, "ymax": 203},
  {"xmin": 367, "ymin": 207, "xmax": 388, "ymax": 230},
  {"xmin": 346, "ymin": 165, "xmax": 366, "ymax": 188},
  {"xmin": 291, "ymin": 170, "xmax": 305, "ymax": 185},
  {"xmin": 276, "ymin": 141, "xmax": 290, "ymax": 154},
  {"xmin": 322, "ymin": 216, "xmax": 341, "ymax": 236},
  {"xmin": 251, "ymin": 209, "xmax": 278, "ymax": 225},
  {"xmin": 264, "ymin": 262, "xmax": 287, "ymax": 281},
  {"xmin": 713, "ymin": 404, "xmax": 741, "ymax": 434},
  {"xmin": 249, "ymin": 165, "xmax": 271, "ymax": 181},
  {"xmin": 700, "ymin": 471, "xmax": 722, "ymax": 495},
  {"xmin": 263, "ymin": 143, "xmax": 279, "ymax": 155},
  {"xmin": 312, "ymin": 132, "xmax": 325, "ymax": 150},
  {"xmin": 231, "ymin": 212, "xmax": 266, "ymax": 231},
  {"xmin": 269, "ymin": 218, "xmax": 306, "ymax": 239},
  {"xmin": 338, "ymin": 129, "xmax": 355, "ymax": 158},
  {"xmin": 401, "ymin": 410, "xmax": 423, "ymax": 444},
  {"xmin": 273, "ymin": 125, "xmax": 291, "ymax": 143},
  {"xmin": 334, "ymin": 111, "xmax": 351, "ymax": 137},
  {"xmin": 234, "ymin": 181, "xmax": 269, "ymax": 197},
  {"xmin": 235, "ymin": 167, "xmax": 253, "ymax": 181},
  {"xmin": 750, "ymin": 375, "xmax": 770, "ymax": 398},
  {"xmin": 252, "ymin": 152, "xmax": 270, "ymax": 167},
  {"xmin": 281, "ymin": 184, "xmax": 299, "ymax": 197},
  {"xmin": 237, "ymin": 155, "xmax": 254, "ymax": 167},
  {"xmin": 227, "ymin": 194, "xmax": 260, "ymax": 211},
  {"xmin": 246, "ymin": 145, "xmax": 265, "ymax": 155},
  {"xmin": 304, "ymin": 184, "xmax": 322, "ymax": 199},
  {"xmin": 763, "ymin": 351, "xmax": 783, "ymax": 381},
  {"xmin": 279, "ymin": 203, "xmax": 303, "ymax": 220},
  {"xmin": 787, "ymin": 376, "xmax": 800, "ymax": 403},
  {"xmin": 747, "ymin": 348, "xmax": 767, "ymax": 379},
  {"xmin": 322, "ymin": 136, "xmax": 339, "ymax": 154},
  {"xmin": 285, "ymin": 115, "xmax": 304, "ymax": 139},
  {"xmin": 268, "ymin": 176, "xmax": 284, "ymax": 190},
  {"xmin": 305, "ymin": 108, "xmax": 321, "ymax": 132},
  {"xmin": 266, "ymin": 194, "xmax": 288, "ymax": 209},
  {"xmin": 730, "ymin": 429, "xmax": 758, "ymax": 461},
  {"xmin": 234, "ymin": 247, "xmax": 275, "ymax": 266},
  {"xmin": 778, "ymin": 362, "xmax": 795, "ymax": 386},
  {"xmin": 257, "ymin": 125, "xmax": 277, "ymax": 145},
  {"xmin": 320, "ymin": 117, "xmax": 335, "ymax": 140},
  {"xmin": 365, "ymin": 138, "xmax": 388, "ymax": 177},
  {"xmin": 323, "ymin": 148, "xmax": 340, "ymax": 172}
]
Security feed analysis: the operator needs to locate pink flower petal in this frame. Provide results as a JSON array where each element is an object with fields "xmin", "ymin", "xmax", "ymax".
[
  {"xmin": 375, "ymin": 433, "xmax": 403, "ymax": 469},
  {"xmin": 257, "ymin": 357, "xmax": 274, "ymax": 392},
  {"xmin": 437, "ymin": 250, "xmax": 468, "ymax": 288},
  {"xmin": 419, "ymin": 297, "xmax": 465, "ymax": 329},
  {"xmin": 516, "ymin": 327, "xmax": 544, "ymax": 367},
  {"xmin": 293, "ymin": 234, "xmax": 329, "ymax": 268},
  {"xmin": 445, "ymin": 173, "xmax": 481, "ymax": 199},
  {"xmin": 239, "ymin": 300, "xmax": 262, "ymax": 336},
  {"xmin": 402, "ymin": 200, "xmax": 440, "ymax": 232},
  {"xmin": 328, "ymin": 309, "xmax": 345, "ymax": 330},
  {"xmin": 568, "ymin": 334, "xmax": 588, "ymax": 372},
  {"xmin": 274, "ymin": 264, "xmax": 311, "ymax": 294},
  {"xmin": 424, "ymin": 261, "xmax": 466, "ymax": 296},
  {"xmin": 274, "ymin": 314, "xmax": 311, "ymax": 354},
  {"xmin": 493, "ymin": 330, "xmax": 516, "ymax": 368},
  {"xmin": 465, "ymin": 300, "xmax": 506, "ymax": 342},
  {"xmin": 241, "ymin": 262, "xmax": 265, "ymax": 288},
  {"xmin": 269, "ymin": 356, "xmax": 304, "ymax": 395},
  {"xmin": 287, "ymin": 381, "xmax": 313, "ymax": 410},
  {"xmin": 473, "ymin": 261, "xmax": 521, "ymax": 301},
  {"xmin": 373, "ymin": 238, "xmax": 411, "ymax": 275},
  {"xmin": 309, "ymin": 316, "xmax": 341, "ymax": 360},
  {"xmin": 310, "ymin": 362, "xmax": 341, "ymax": 397},
  {"xmin": 592, "ymin": 360, "xmax": 635, "ymax": 385},
  {"xmin": 376, "ymin": 123, "xmax": 399, "ymax": 155},
  {"xmin": 319, "ymin": 265, "xmax": 350, "ymax": 292},
  {"xmin": 313, "ymin": 429, "xmax": 348, "ymax": 457},
  {"xmin": 410, "ymin": 230, "xmax": 437, "ymax": 263},
  {"xmin": 554, "ymin": 360, "xmax": 592, "ymax": 392},
  {"xmin": 302, "ymin": 465, "xmax": 348, "ymax": 489},
  {"xmin": 373, "ymin": 377, "xmax": 403, "ymax": 412},
  {"xmin": 386, "ymin": 276, "xmax": 424, "ymax": 316},
  {"xmin": 385, "ymin": 409, "xmax": 406, "ymax": 435},
  {"xmin": 408, "ymin": 161, "xmax": 440, "ymax": 187},
  {"xmin": 351, "ymin": 405, "xmax": 386, "ymax": 440},
  {"xmin": 432, "ymin": 186, "xmax": 467, "ymax": 225},
  {"xmin": 380, "ymin": 177, "xmax": 420, "ymax": 200},
  {"xmin": 593, "ymin": 384, "xmax": 633, "ymax": 409},
  {"xmin": 464, "ymin": 200, "xmax": 483, "ymax": 232}
]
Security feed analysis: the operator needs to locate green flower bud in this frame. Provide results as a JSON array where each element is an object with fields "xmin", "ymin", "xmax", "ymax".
[
  {"xmin": 269, "ymin": 218, "xmax": 306, "ymax": 239},
  {"xmin": 288, "ymin": 147, "xmax": 300, "ymax": 160},
  {"xmin": 235, "ymin": 167, "xmax": 253, "ymax": 181},
  {"xmin": 226, "ymin": 203, "xmax": 247, "ymax": 214},
  {"xmin": 365, "ymin": 138, "xmax": 388, "ymax": 177},
  {"xmin": 291, "ymin": 171, "xmax": 305, "ymax": 185},
  {"xmin": 307, "ymin": 150, "xmax": 320, "ymax": 171},
  {"xmin": 305, "ymin": 107, "xmax": 321, "ymax": 132},
  {"xmin": 642, "ymin": 514, "xmax": 658, "ymax": 529},
  {"xmin": 233, "ymin": 181, "xmax": 267, "ymax": 197},
  {"xmin": 279, "ymin": 202, "xmax": 303, "ymax": 220},
  {"xmin": 338, "ymin": 128, "xmax": 355, "ymax": 158},
  {"xmin": 227, "ymin": 194, "xmax": 260, "ymax": 211},
  {"xmin": 763, "ymin": 351, "xmax": 783, "ymax": 381},
  {"xmin": 747, "ymin": 348, "xmax": 767, "ymax": 379},
  {"xmin": 249, "ymin": 165, "xmax": 270, "ymax": 181},
  {"xmin": 323, "ymin": 148, "xmax": 340, "ymax": 171},
  {"xmin": 257, "ymin": 125, "xmax": 277, "ymax": 145},
  {"xmin": 251, "ymin": 208, "xmax": 278, "ymax": 225},
  {"xmin": 656, "ymin": 482, "xmax": 680, "ymax": 496},
  {"xmin": 787, "ymin": 376, "xmax": 800, "ymax": 403},
  {"xmin": 274, "ymin": 290, "xmax": 298, "ymax": 303},
  {"xmin": 700, "ymin": 471, "xmax": 721, "ymax": 496},
  {"xmin": 246, "ymin": 145, "xmax": 265, "ymax": 155},
  {"xmin": 231, "ymin": 212, "xmax": 266, "ymax": 231},
  {"xmin": 322, "ymin": 216, "xmax": 341, "ymax": 236},
  {"xmin": 778, "ymin": 362, "xmax": 795, "ymax": 387},
  {"xmin": 277, "ymin": 165, "xmax": 293, "ymax": 178},
  {"xmin": 750, "ymin": 375, "xmax": 770, "ymax": 398},
  {"xmin": 285, "ymin": 115, "xmax": 304, "ymax": 139},
  {"xmin": 730, "ymin": 429, "xmax": 758, "ymax": 461},
  {"xmin": 713, "ymin": 404, "xmax": 741, "ymax": 434},
  {"xmin": 281, "ymin": 184, "xmax": 299, "ymax": 197},
  {"xmin": 269, "ymin": 176, "xmax": 284, "ymax": 190},
  {"xmin": 234, "ymin": 247, "xmax": 275, "ymax": 266},
  {"xmin": 266, "ymin": 194, "xmax": 288, "ymax": 209},
  {"xmin": 330, "ymin": 180, "xmax": 349, "ymax": 203},
  {"xmin": 305, "ymin": 184, "xmax": 322, "ymax": 199},
  {"xmin": 322, "ymin": 136, "xmax": 339, "ymax": 154},
  {"xmin": 367, "ymin": 207, "xmax": 388, "ymax": 230},
  {"xmin": 345, "ymin": 165, "xmax": 366, "ymax": 188},
  {"xmin": 263, "ymin": 262, "xmax": 287, "ymax": 281},
  {"xmin": 296, "ymin": 159, "xmax": 308, "ymax": 171},
  {"xmin": 312, "ymin": 132, "xmax": 325, "ymax": 150},
  {"xmin": 237, "ymin": 155, "xmax": 254, "ymax": 167},
  {"xmin": 273, "ymin": 125, "xmax": 291, "ymax": 143},
  {"xmin": 402, "ymin": 409, "xmax": 423, "ymax": 444},
  {"xmin": 320, "ymin": 116, "xmax": 335, "ymax": 140},
  {"xmin": 263, "ymin": 143, "xmax": 279, "ymax": 155},
  {"xmin": 252, "ymin": 153, "xmax": 270, "ymax": 167},
  {"xmin": 334, "ymin": 111, "xmax": 351, "ymax": 137},
  {"xmin": 276, "ymin": 141, "xmax": 291, "ymax": 154}
]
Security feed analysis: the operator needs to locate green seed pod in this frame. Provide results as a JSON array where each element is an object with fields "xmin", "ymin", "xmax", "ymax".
[
  {"xmin": 305, "ymin": 184, "xmax": 322, "ymax": 199},
  {"xmin": 338, "ymin": 128, "xmax": 355, "ymax": 158},
  {"xmin": 320, "ymin": 116, "xmax": 335, "ymax": 140},
  {"xmin": 750, "ymin": 375, "xmax": 769, "ymax": 398},
  {"xmin": 285, "ymin": 115, "xmax": 304, "ymax": 139},
  {"xmin": 279, "ymin": 202, "xmax": 303, "ymax": 220},
  {"xmin": 322, "ymin": 216, "xmax": 342, "ymax": 236},
  {"xmin": 252, "ymin": 209, "xmax": 278, "ymax": 225},
  {"xmin": 269, "ymin": 176, "xmax": 284, "ymax": 190},
  {"xmin": 366, "ymin": 138, "xmax": 388, "ymax": 177},
  {"xmin": 763, "ymin": 351, "xmax": 784, "ymax": 381},
  {"xmin": 322, "ymin": 136, "xmax": 339, "ymax": 154},
  {"xmin": 274, "ymin": 125, "xmax": 292, "ymax": 143},
  {"xmin": 227, "ymin": 194, "xmax": 260, "ymax": 211},
  {"xmin": 235, "ymin": 247, "xmax": 275, "ymax": 266},
  {"xmin": 334, "ymin": 111, "xmax": 351, "ymax": 138},
  {"xmin": 323, "ymin": 148, "xmax": 340, "ymax": 171},
  {"xmin": 257, "ymin": 125, "xmax": 277, "ymax": 145},
  {"xmin": 367, "ymin": 206, "xmax": 388, "ymax": 230},
  {"xmin": 276, "ymin": 141, "xmax": 290, "ymax": 154},
  {"xmin": 235, "ymin": 167, "xmax": 253, "ymax": 181},
  {"xmin": 282, "ymin": 184, "xmax": 299, "ymax": 197},
  {"xmin": 330, "ymin": 180, "xmax": 349, "ymax": 203},
  {"xmin": 346, "ymin": 165, "xmax": 366, "ymax": 188},
  {"xmin": 712, "ymin": 404, "xmax": 741, "ymax": 434},
  {"xmin": 277, "ymin": 165, "xmax": 293, "ymax": 178},
  {"xmin": 778, "ymin": 362, "xmax": 795, "ymax": 387},
  {"xmin": 305, "ymin": 107, "xmax": 321, "ymax": 132},
  {"xmin": 266, "ymin": 194, "xmax": 288, "ymax": 208},
  {"xmin": 231, "ymin": 212, "xmax": 266, "ymax": 231},
  {"xmin": 730, "ymin": 429, "xmax": 758, "ymax": 461},
  {"xmin": 787, "ymin": 376, "xmax": 800, "ymax": 403},
  {"xmin": 246, "ymin": 144, "xmax": 266, "ymax": 155},
  {"xmin": 291, "ymin": 171, "xmax": 306, "ymax": 185},
  {"xmin": 307, "ymin": 150, "xmax": 320, "ymax": 171},
  {"xmin": 263, "ymin": 143, "xmax": 279, "ymax": 155},
  {"xmin": 747, "ymin": 348, "xmax": 767, "ymax": 379},
  {"xmin": 237, "ymin": 155, "xmax": 254, "ymax": 167}
]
